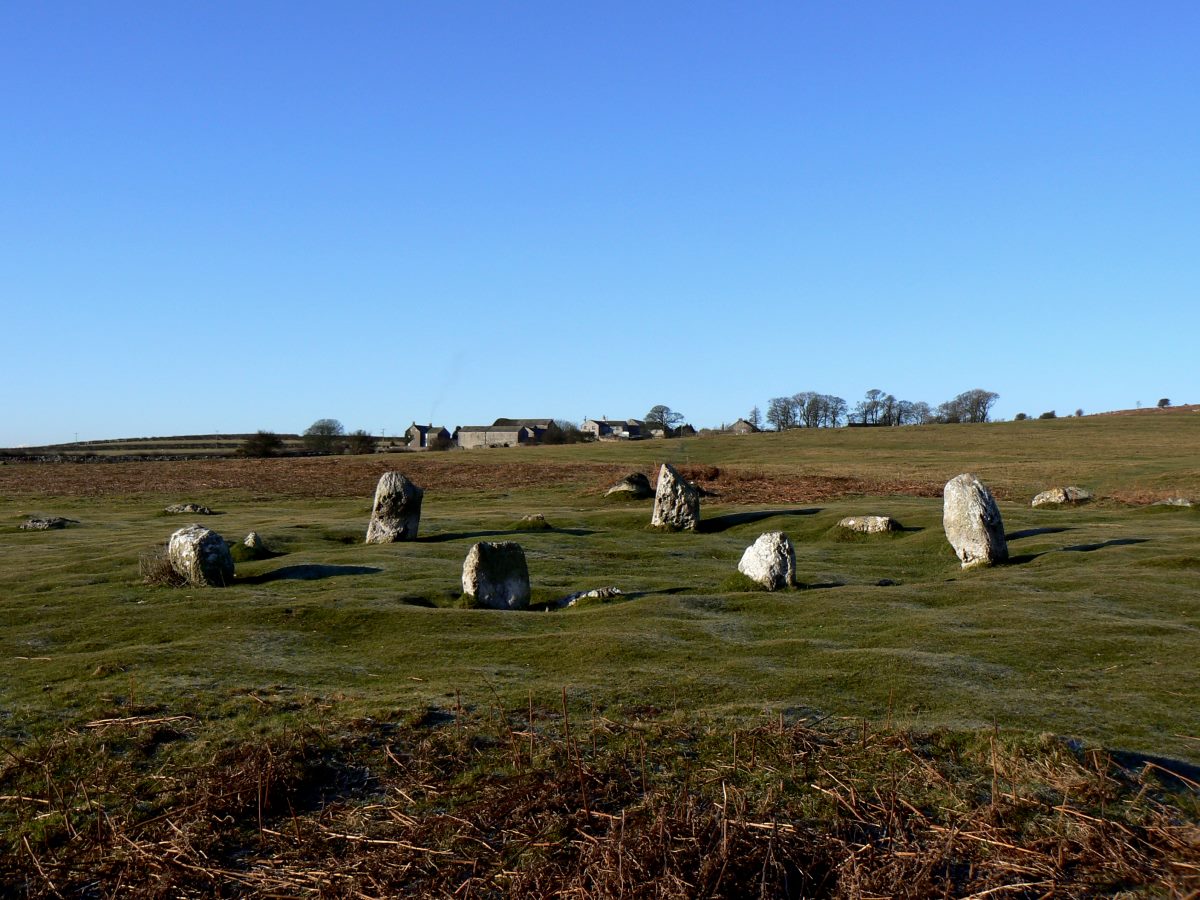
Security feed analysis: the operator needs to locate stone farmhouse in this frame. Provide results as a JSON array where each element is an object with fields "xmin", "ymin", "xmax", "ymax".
[
  {"xmin": 583, "ymin": 418, "xmax": 644, "ymax": 440},
  {"xmin": 406, "ymin": 422, "xmax": 452, "ymax": 449},
  {"xmin": 730, "ymin": 418, "xmax": 760, "ymax": 434}
]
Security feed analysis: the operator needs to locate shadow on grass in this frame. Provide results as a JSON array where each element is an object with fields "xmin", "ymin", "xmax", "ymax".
[
  {"xmin": 1105, "ymin": 749, "xmax": 1200, "ymax": 792},
  {"xmin": 1061, "ymin": 538, "xmax": 1149, "ymax": 553},
  {"xmin": 698, "ymin": 509, "xmax": 821, "ymax": 534},
  {"xmin": 1008, "ymin": 526, "xmax": 1075, "ymax": 541},
  {"xmin": 1008, "ymin": 537, "xmax": 1149, "ymax": 566},
  {"xmin": 240, "ymin": 565, "xmax": 384, "ymax": 583},
  {"xmin": 422, "ymin": 528, "xmax": 596, "ymax": 542}
]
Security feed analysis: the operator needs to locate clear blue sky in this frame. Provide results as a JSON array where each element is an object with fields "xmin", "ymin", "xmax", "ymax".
[{"xmin": 2, "ymin": 2, "xmax": 1196, "ymax": 445}]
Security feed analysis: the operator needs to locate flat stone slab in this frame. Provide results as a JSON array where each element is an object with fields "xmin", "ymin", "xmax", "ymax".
[
  {"xmin": 557, "ymin": 586, "xmax": 623, "ymax": 608},
  {"xmin": 165, "ymin": 503, "xmax": 214, "ymax": 515},
  {"xmin": 19, "ymin": 516, "xmax": 79, "ymax": 530},
  {"xmin": 1031, "ymin": 486, "xmax": 1092, "ymax": 507},
  {"xmin": 837, "ymin": 515, "xmax": 898, "ymax": 534}
]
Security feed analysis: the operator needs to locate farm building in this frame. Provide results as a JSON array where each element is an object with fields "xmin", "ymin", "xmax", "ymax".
[
  {"xmin": 730, "ymin": 418, "xmax": 759, "ymax": 434},
  {"xmin": 454, "ymin": 425, "xmax": 532, "ymax": 449},
  {"xmin": 492, "ymin": 418, "xmax": 554, "ymax": 443},
  {"xmin": 406, "ymin": 423, "xmax": 452, "ymax": 449},
  {"xmin": 582, "ymin": 419, "xmax": 644, "ymax": 440}
]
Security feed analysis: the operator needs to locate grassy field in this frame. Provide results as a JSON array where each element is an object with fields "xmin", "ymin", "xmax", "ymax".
[{"xmin": 2, "ymin": 412, "xmax": 1198, "ymax": 894}]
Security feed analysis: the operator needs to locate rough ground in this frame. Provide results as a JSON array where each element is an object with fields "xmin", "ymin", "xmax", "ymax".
[{"xmin": 0, "ymin": 456, "xmax": 948, "ymax": 504}]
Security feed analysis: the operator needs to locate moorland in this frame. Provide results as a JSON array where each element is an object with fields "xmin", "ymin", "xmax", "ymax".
[{"xmin": 2, "ymin": 411, "xmax": 1198, "ymax": 896}]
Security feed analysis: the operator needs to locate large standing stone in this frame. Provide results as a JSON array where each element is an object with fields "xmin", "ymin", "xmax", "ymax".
[
  {"xmin": 462, "ymin": 541, "xmax": 531, "ymax": 610},
  {"xmin": 943, "ymin": 474, "xmax": 1008, "ymax": 569},
  {"xmin": 1031, "ymin": 486, "xmax": 1092, "ymax": 508},
  {"xmin": 737, "ymin": 531, "xmax": 796, "ymax": 590},
  {"xmin": 168, "ymin": 524, "xmax": 234, "ymax": 587},
  {"xmin": 365, "ymin": 472, "xmax": 424, "ymax": 543},
  {"xmin": 651, "ymin": 463, "xmax": 700, "ymax": 531},
  {"xmin": 605, "ymin": 472, "xmax": 653, "ymax": 499}
]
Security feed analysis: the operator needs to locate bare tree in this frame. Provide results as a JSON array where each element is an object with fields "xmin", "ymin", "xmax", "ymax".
[
  {"xmin": 644, "ymin": 405, "xmax": 684, "ymax": 433},
  {"xmin": 766, "ymin": 396, "xmax": 798, "ymax": 431}
]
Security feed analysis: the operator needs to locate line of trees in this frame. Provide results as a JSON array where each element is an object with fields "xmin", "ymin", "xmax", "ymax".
[{"xmin": 762, "ymin": 388, "xmax": 999, "ymax": 431}]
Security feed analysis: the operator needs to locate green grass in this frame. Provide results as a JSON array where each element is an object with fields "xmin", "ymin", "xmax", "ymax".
[{"xmin": 2, "ymin": 418, "xmax": 1198, "ymax": 765}]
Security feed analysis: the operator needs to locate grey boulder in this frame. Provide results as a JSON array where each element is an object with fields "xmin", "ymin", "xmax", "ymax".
[
  {"xmin": 943, "ymin": 474, "xmax": 1008, "ymax": 569},
  {"xmin": 365, "ymin": 472, "xmax": 424, "ymax": 543},
  {"xmin": 462, "ymin": 541, "xmax": 531, "ymax": 610},
  {"xmin": 737, "ymin": 531, "xmax": 796, "ymax": 590},
  {"xmin": 168, "ymin": 524, "xmax": 234, "ymax": 587},
  {"xmin": 606, "ymin": 472, "xmax": 654, "ymax": 499}
]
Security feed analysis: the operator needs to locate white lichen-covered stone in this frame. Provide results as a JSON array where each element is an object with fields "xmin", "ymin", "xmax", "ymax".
[
  {"xmin": 165, "ymin": 503, "xmax": 213, "ymax": 515},
  {"xmin": 737, "ymin": 531, "xmax": 796, "ymax": 590},
  {"xmin": 605, "ymin": 472, "xmax": 653, "ymax": 499},
  {"xmin": 168, "ymin": 524, "xmax": 234, "ymax": 587},
  {"xmin": 837, "ymin": 515, "xmax": 898, "ymax": 534},
  {"xmin": 244, "ymin": 531, "xmax": 267, "ymax": 550},
  {"xmin": 462, "ymin": 541, "xmax": 531, "ymax": 610},
  {"xmin": 943, "ymin": 474, "xmax": 1007, "ymax": 569},
  {"xmin": 365, "ymin": 472, "xmax": 424, "ymax": 543},
  {"xmin": 1152, "ymin": 497, "xmax": 1194, "ymax": 507},
  {"xmin": 558, "ymin": 586, "xmax": 623, "ymax": 608},
  {"xmin": 651, "ymin": 463, "xmax": 700, "ymax": 531},
  {"xmin": 1031, "ymin": 486, "xmax": 1093, "ymax": 507}
]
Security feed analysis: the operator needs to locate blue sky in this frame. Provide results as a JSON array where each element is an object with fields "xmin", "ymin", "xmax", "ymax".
[{"xmin": 2, "ymin": 2, "xmax": 1196, "ymax": 445}]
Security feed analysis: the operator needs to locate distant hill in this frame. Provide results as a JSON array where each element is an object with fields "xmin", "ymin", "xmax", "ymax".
[{"xmin": 0, "ymin": 433, "xmax": 404, "ymax": 459}]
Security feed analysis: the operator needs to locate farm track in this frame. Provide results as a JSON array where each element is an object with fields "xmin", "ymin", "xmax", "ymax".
[{"xmin": 0, "ymin": 455, "xmax": 946, "ymax": 503}]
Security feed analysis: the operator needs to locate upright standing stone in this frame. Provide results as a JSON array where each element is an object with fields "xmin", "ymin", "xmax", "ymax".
[
  {"xmin": 943, "ymin": 474, "xmax": 1008, "ymax": 569},
  {"xmin": 168, "ymin": 524, "xmax": 234, "ymax": 587},
  {"xmin": 365, "ymin": 472, "xmax": 424, "ymax": 543},
  {"xmin": 462, "ymin": 541, "xmax": 531, "ymax": 610},
  {"xmin": 737, "ymin": 531, "xmax": 796, "ymax": 590},
  {"xmin": 651, "ymin": 462, "xmax": 700, "ymax": 531}
]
